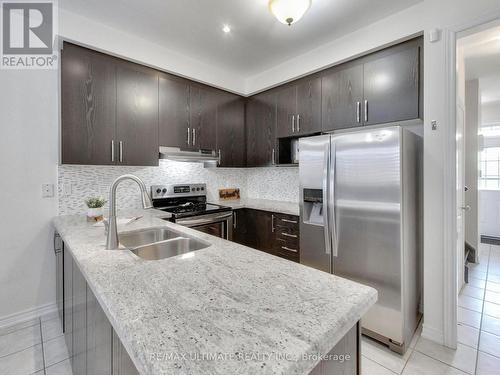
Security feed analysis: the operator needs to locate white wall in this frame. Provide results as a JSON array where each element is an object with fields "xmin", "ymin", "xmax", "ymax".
[
  {"xmin": 0, "ymin": 69, "xmax": 58, "ymax": 321},
  {"xmin": 464, "ymin": 80, "xmax": 480, "ymax": 251},
  {"xmin": 58, "ymin": 9, "xmax": 245, "ymax": 95},
  {"xmin": 479, "ymin": 191, "xmax": 500, "ymax": 237},
  {"xmin": 245, "ymin": 3, "xmax": 425, "ymax": 94},
  {"xmin": 482, "ymin": 101, "xmax": 500, "ymax": 124}
]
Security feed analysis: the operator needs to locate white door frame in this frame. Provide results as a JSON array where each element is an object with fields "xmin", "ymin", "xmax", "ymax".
[{"xmin": 442, "ymin": 13, "xmax": 500, "ymax": 349}]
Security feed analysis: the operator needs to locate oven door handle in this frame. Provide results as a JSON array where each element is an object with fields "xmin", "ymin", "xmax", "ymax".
[{"xmin": 174, "ymin": 211, "xmax": 233, "ymax": 226}]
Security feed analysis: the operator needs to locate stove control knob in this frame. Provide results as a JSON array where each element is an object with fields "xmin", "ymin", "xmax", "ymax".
[
  {"xmin": 201, "ymin": 187, "xmax": 205, "ymax": 191},
  {"xmin": 192, "ymin": 188, "xmax": 195, "ymax": 192},
  {"xmin": 162, "ymin": 188, "xmax": 167, "ymax": 194},
  {"xmin": 156, "ymin": 188, "xmax": 162, "ymax": 194},
  {"xmin": 196, "ymin": 187, "xmax": 200, "ymax": 191}
]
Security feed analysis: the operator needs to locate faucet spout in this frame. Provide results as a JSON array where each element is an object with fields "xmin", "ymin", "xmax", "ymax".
[{"xmin": 105, "ymin": 174, "xmax": 153, "ymax": 249}]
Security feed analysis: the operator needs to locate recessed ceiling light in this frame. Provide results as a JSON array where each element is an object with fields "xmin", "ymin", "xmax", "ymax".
[{"xmin": 222, "ymin": 25, "xmax": 231, "ymax": 33}]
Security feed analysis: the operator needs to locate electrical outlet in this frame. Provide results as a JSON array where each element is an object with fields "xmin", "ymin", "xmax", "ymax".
[{"xmin": 42, "ymin": 184, "xmax": 54, "ymax": 198}]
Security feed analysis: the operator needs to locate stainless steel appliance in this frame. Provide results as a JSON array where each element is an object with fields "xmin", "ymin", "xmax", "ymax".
[
  {"xmin": 299, "ymin": 126, "xmax": 421, "ymax": 354},
  {"xmin": 151, "ymin": 184, "xmax": 233, "ymax": 240}
]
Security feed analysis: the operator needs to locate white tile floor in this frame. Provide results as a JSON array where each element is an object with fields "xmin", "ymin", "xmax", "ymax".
[
  {"xmin": 362, "ymin": 243, "xmax": 500, "ymax": 375},
  {"xmin": 0, "ymin": 313, "xmax": 73, "ymax": 375},
  {"xmin": 2, "ymin": 245, "xmax": 500, "ymax": 374}
]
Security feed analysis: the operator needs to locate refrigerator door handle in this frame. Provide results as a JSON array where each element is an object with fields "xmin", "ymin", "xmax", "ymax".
[
  {"xmin": 329, "ymin": 142, "xmax": 339, "ymax": 258},
  {"xmin": 323, "ymin": 143, "xmax": 332, "ymax": 255}
]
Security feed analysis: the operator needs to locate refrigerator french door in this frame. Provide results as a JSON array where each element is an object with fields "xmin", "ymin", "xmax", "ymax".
[{"xmin": 299, "ymin": 126, "xmax": 420, "ymax": 354}]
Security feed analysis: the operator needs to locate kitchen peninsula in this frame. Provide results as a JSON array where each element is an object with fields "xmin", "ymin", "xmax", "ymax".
[{"xmin": 53, "ymin": 209, "xmax": 376, "ymax": 375}]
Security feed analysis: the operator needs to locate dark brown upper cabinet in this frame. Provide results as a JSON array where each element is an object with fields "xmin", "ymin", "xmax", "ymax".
[
  {"xmin": 216, "ymin": 93, "xmax": 246, "ymax": 167},
  {"xmin": 276, "ymin": 77, "xmax": 321, "ymax": 138},
  {"xmin": 61, "ymin": 42, "xmax": 159, "ymax": 166},
  {"xmin": 61, "ymin": 43, "xmax": 116, "ymax": 165},
  {"xmin": 246, "ymin": 91, "xmax": 277, "ymax": 167},
  {"xmin": 115, "ymin": 60, "xmax": 159, "ymax": 166},
  {"xmin": 363, "ymin": 40, "xmax": 420, "ymax": 126},
  {"xmin": 159, "ymin": 74, "xmax": 190, "ymax": 150},
  {"xmin": 189, "ymin": 84, "xmax": 218, "ymax": 151},
  {"xmin": 322, "ymin": 62, "xmax": 364, "ymax": 131}
]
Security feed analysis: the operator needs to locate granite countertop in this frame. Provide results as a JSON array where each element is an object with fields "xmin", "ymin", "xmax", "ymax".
[
  {"xmin": 212, "ymin": 198, "xmax": 300, "ymax": 216},
  {"xmin": 53, "ymin": 209, "xmax": 376, "ymax": 375}
]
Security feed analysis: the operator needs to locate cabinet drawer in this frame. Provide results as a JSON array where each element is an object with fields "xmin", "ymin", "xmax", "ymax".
[
  {"xmin": 273, "ymin": 213, "xmax": 299, "ymax": 231},
  {"xmin": 275, "ymin": 227, "xmax": 299, "ymax": 242},
  {"xmin": 274, "ymin": 239, "xmax": 300, "ymax": 262}
]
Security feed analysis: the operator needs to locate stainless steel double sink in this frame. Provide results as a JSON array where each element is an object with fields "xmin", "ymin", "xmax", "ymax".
[{"xmin": 119, "ymin": 227, "xmax": 210, "ymax": 260}]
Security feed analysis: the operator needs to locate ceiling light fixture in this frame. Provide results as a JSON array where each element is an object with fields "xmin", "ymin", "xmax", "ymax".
[
  {"xmin": 268, "ymin": 0, "xmax": 312, "ymax": 26},
  {"xmin": 222, "ymin": 25, "xmax": 231, "ymax": 33}
]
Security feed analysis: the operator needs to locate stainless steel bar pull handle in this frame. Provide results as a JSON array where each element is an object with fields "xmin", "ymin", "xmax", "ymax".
[
  {"xmin": 356, "ymin": 102, "xmax": 361, "ymax": 123},
  {"xmin": 233, "ymin": 212, "xmax": 237, "ymax": 228},
  {"xmin": 187, "ymin": 127, "xmax": 190, "ymax": 145},
  {"xmin": 322, "ymin": 144, "xmax": 332, "ymax": 255},
  {"xmin": 329, "ymin": 142, "xmax": 338, "ymax": 258},
  {"xmin": 218, "ymin": 149, "xmax": 221, "ymax": 166},
  {"xmin": 119, "ymin": 141, "xmax": 123, "ymax": 163},
  {"xmin": 271, "ymin": 214, "xmax": 275, "ymax": 232},
  {"xmin": 291, "ymin": 115, "xmax": 295, "ymax": 133},
  {"xmin": 111, "ymin": 140, "xmax": 115, "ymax": 162},
  {"xmin": 281, "ymin": 218, "xmax": 298, "ymax": 224},
  {"xmin": 272, "ymin": 148, "xmax": 276, "ymax": 165},
  {"xmin": 297, "ymin": 114, "xmax": 301, "ymax": 132},
  {"xmin": 364, "ymin": 100, "xmax": 368, "ymax": 123},
  {"xmin": 192, "ymin": 128, "xmax": 196, "ymax": 146},
  {"xmin": 282, "ymin": 246, "xmax": 298, "ymax": 253},
  {"xmin": 281, "ymin": 232, "xmax": 298, "ymax": 238}
]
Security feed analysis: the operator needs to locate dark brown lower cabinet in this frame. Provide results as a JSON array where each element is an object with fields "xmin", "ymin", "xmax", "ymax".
[
  {"xmin": 63, "ymin": 246, "xmax": 139, "ymax": 375},
  {"xmin": 232, "ymin": 209, "xmax": 300, "ymax": 262}
]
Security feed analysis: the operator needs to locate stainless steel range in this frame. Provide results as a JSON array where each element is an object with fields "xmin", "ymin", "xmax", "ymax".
[{"xmin": 151, "ymin": 184, "xmax": 233, "ymax": 240}]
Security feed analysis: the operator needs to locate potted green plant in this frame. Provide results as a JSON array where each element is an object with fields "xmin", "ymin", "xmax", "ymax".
[{"xmin": 84, "ymin": 197, "xmax": 106, "ymax": 222}]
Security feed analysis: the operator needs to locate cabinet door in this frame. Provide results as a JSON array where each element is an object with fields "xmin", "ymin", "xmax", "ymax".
[
  {"xmin": 87, "ymin": 286, "xmax": 112, "ymax": 375},
  {"xmin": 190, "ymin": 85, "xmax": 217, "ymax": 150},
  {"xmin": 246, "ymin": 92, "xmax": 277, "ymax": 167},
  {"xmin": 116, "ymin": 61, "xmax": 159, "ymax": 166},
  {"xmin": 296, "ymin": 76, "xmax": 321, "ymax": 135},
  {"xmin": 276, "ymin": 85, "xmax": 297, "ymax": 138},
  {"xmin": 216, "ymin": 94, "xmax": 245, "ymax": 167},
  {"xmin": 63, "ymin": 247, "xmax": 73, "ymax": 357},
  {"xmin": 363, "ymin": 42, "xmax": 420, "ymax": 125},
  {"xmin": 113, "ymin": 330, "xmax": 140, "ymax": 375},
  {"xmin": 232, "ymin": 209, "xmax": 253, "ymax": 247},
  {"xmin": 72, "ymin": 260, "xmax": 87, "ymax": 375},
  {"xmin": 322, "ymin": 63, "xmax": 364, "ymax": 131},
  {"xmin": 159, "ymin": 74, "xmax": 190, "ymax": 149},
  {"xmin": 61, "ymin": 43, "xmax": 116, "ymax": 165}
]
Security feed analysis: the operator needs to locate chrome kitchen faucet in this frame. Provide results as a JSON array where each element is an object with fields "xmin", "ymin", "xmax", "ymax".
[{"xmin": 106, "ymin": 174, "xmax": 153, "ymax": 249}]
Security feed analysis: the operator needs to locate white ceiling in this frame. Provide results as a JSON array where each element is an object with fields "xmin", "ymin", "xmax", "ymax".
[
  {"xmin": 461, "ymin": 25, "xmax": 500, "ymax": 104},
  {"xmin": 60, "ymin": 0, "xmax": 421, "ymax": 78}
]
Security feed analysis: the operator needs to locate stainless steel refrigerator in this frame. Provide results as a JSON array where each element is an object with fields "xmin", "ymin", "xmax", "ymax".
[{"xmin": 299, "ymin": 126, "xmax": 421, "ymax": 354}]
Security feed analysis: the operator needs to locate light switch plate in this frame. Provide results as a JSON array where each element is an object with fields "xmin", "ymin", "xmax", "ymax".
[
  {"xmin": 62, "ymin": 182, "xmax": 72, "ymax": 196},
  {"xmin": 42, "ymin": 184, "xmax": 54, "ymax": 198}
]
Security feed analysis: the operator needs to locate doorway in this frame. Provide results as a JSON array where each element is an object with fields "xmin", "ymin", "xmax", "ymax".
[{"xmin": 455, "ymin": 20, "xmax": 500, "ymax": 367}]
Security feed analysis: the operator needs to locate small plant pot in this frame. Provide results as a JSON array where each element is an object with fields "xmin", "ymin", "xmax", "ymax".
[{"xmin": 87, "ymin": 207, "xmax": 104, "ymax": 222}]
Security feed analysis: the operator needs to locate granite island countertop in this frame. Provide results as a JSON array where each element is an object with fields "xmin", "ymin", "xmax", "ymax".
[
  {"xmin": 53, "ymin": 209, "xmax": 376, "ymax": 375},
  {"xmin": 211, "ymin": 198, "xmax": 300, "ymax": 216}
]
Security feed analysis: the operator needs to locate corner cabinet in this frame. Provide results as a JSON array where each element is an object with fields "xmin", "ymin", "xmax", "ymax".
[
  {"xmin": 62, "ymin": 244, "xmax": 139, "ymax": 375},
  {"xmin": 246, "ymin": 91, "xmax": 277, "ymax": 167},
  {"xmin": 61, "ymin": 42, "xmax": 159, "ymax": 166}
]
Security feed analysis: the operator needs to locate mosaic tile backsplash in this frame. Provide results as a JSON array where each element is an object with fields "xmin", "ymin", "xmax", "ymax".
[{"xmin": 58, "ymin": 160, "xmax": 299, "ymax": 215}]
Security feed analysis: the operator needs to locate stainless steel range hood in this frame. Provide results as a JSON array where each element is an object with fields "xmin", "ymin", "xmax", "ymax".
[{"xmin": 159, "ymin": 146, "xmax": 219, "ymax": 165}]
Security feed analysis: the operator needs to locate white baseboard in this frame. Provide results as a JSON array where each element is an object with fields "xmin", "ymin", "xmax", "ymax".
[
  {"xmin": 421, "ymin": 323, "xmax": 444, "ymax": 345},
  {"xmin": 0, "ymin": 302, "xmax": 58, "ymax": 329}
]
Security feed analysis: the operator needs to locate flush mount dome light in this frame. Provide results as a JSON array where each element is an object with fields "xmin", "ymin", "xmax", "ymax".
[{"xmin": 269, "ymin": 0, "xmax": 312, "ymax": 26}]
